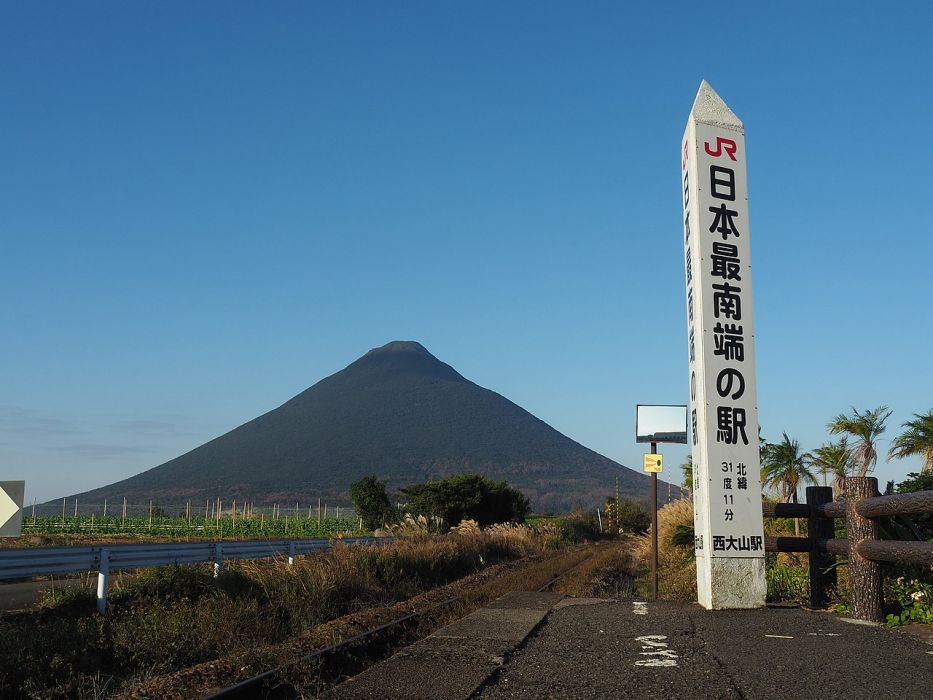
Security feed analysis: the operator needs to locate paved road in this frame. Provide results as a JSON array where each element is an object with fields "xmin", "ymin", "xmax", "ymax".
[{"xmin": 327, "ymin": 594, "xmax": 933, "ymax": 700}]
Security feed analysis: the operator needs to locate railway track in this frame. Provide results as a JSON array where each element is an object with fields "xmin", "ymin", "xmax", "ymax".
[{"xmin": 205, "ymin": 544, "xmax": 605, "ymax": 699}]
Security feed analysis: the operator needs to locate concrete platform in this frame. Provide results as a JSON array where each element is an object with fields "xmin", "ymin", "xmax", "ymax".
[{"xmin": 322, "ymin": 591, "xmax": 563, "ymax": 700}]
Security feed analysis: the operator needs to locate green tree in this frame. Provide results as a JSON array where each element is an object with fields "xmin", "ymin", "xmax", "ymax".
[
  {"xmin": 615, "ymin": 498, "xmax": 651, "ymax": 534},
  {"xmin": 401, "ymin": 474, "xmax": 529, "ymax": 528},
  {"xmin": 349, "ymin": 475, "xmax": 395, "ymax": 531},
  {"xmin": 762, "ymin": 433, "xmax": 815, "ymax": 503},
  {"xmin": 828, "ymin": 405, "xmax": 892, "ymax": 478},
  {"xmin": 809, "ymin": 438, "xmax": 854, "ymax": 498},
  {"xmin": 762, "ymin": 433, "xmax": 815, "ymax": 536},
  {"xmin": 680, "ymin": 455, "xmax": 693, "ymax": 498},
  {"xmin": 889, "ymin": 410, "xmax": 933, "ymax": 474}
]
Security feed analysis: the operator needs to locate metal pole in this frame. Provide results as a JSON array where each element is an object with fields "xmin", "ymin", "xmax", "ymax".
[{"xmin": 651, "ymin": 441, "xmax": 659, "ymax": 600}]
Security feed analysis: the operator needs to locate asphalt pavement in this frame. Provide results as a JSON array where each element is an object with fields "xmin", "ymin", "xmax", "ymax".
[{"xmin": 326, "ymin": 594, "xmax": 933, "ymax": 700}]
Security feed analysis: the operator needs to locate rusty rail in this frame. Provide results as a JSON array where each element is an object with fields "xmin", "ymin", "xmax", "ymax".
[{"xmin": 761, "ymin": 478, "xmax": 933, "ymax": 623}]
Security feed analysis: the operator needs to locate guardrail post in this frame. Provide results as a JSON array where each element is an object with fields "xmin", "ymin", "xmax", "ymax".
[
  {"xmin": 288, "ymin": 540, "xmax": 296, "ymax": 566},
  {"xmin": 806, "ymin": 486, "xmax": 836, "ymax": 608},
  {"xmin": 96, "ymin": 549, "xmax": 110, "ymax": 615},
  {"xmin": 845, "ymin": 477, "xmax": 883, "ymax": 623},
  {"xmin": 214, "ymin": 542, "xmax": 223, "ymax": 578}
]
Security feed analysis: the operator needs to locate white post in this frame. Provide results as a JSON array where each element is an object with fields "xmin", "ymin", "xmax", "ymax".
[
  {"xmin": 288, "ymin": 540, "xmax": 296, "ymax": 566},
  {"xmin": 596, "ymin": 508, "xmax": 603, "ymax": 534},
  {"xmin": 96, "ymin": 549, "xmax": 110, "ymax": 614},
  {"xmin": 682, "ymin": 80, "xmax": 766, "ymax": 609},
  {"xmin": 213, "ymin": 542, "xmax": 223, "ymax": 577}
]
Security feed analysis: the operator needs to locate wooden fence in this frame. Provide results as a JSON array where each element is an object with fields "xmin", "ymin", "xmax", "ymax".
[{"xmin": 763, "ymin": 477, "xmax": 933, "ymax": 623}]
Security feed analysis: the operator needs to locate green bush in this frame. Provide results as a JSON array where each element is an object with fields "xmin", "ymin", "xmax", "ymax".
[
  {"xmin": 349, "ymin": 475, "xmax": 396, "ymax": 531},
  {"xmin": 885, "ymin": 577, "xmax": 933, "ymax": 626},
  {"xmin": 555, "ymin": 510, "xmax": 602, "ymax": 543},
  {"xmin": 401, "ymin": 474, "xmax": 529, "ymax": 527},
  {"xmin": 765, "ymin": 555, "xmax": 808, "ymax": 603}
]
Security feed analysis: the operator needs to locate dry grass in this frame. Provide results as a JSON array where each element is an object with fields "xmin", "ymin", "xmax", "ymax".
[
  {"xmin": 551, "ymin": 539, "xmax": 641, "ymax": 598},
  {"xmin": 0, "ymin": 529, "xmax": 560, "ymax": 699},
  {"xmin": 634, "ymin": 499, "xmax": 697, "ymax": 600}
]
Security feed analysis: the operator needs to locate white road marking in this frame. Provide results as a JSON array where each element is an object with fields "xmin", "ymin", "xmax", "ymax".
[
  {"xmin": 633, "ymin": 601, "xmax": 648, "ymax": 615},
  {"xmin": 764, "ymin": 634, "xmax": 794, "ymax": 639},
  {"xmin": 634, "ymin": 634, "xmax": 678, "ymax": 667},
  {"xmin": 806, "ymin": 632, "xmax": 840, "ymax": 636}
]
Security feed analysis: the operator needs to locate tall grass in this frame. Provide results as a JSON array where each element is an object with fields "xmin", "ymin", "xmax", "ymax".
[{"xmin": 634, "ymin": 499, "xmax": 697, "ymax": 600}]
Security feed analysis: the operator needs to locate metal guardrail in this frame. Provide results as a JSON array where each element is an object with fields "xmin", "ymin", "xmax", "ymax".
[
  {"xmin": 0, "ymin": 536, "xmax": 389, "ymax": 613},
  {"xmin": 762, "ymin": 478, "xmax": 933, "ymax": 623}
]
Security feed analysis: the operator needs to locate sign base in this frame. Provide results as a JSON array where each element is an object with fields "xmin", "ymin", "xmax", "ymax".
[{"xmin": 697, "ymin": 556, "xmax": 766, "ymax": 610}]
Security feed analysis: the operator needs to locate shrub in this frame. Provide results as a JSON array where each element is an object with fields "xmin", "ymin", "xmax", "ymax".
[
  {"xmin": 885, "ymin": 577, "xmax": 933, "ymax": 626},
  {"xmin": 766, "ymin": 555, "xmax": 808, "ymax": 603},
  {"xmin": 554, "ymin": 510, "xmax": 602, "ymax": 543},
  {"xmin": 634, "ymin": 499, "xmax": 697, "ymax": 600},
  {"xmin": 349, "ymin": 475, "xmax": 396, "ymax": 531},
  {"xmin": 401, "ymin": 474, "xmax": 529, "ymax": 528}
]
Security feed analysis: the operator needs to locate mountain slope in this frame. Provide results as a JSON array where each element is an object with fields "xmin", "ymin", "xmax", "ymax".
[{"xmin": 68, "ymin": 341, "xmax": 679, "ymax": 512}]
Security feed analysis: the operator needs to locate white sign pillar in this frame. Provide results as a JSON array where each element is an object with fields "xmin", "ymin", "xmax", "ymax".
[{"xmin": 681, "ymin": 81, "xmax": 766, "ymax": 609}]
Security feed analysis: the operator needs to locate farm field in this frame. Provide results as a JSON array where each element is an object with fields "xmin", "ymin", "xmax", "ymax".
[{"xmin": 23, "ymin": 515, "xmax": 361, "ymax": 539}]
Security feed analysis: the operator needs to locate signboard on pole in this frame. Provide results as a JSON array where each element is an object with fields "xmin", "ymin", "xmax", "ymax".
[
  {"xmin": 0, "ymin": 481, "xmax": 25, "ymax": 538},
  {"xmin": 681, "ymin": 81, "xmax": 766, "ymax": 609},
  {"xmin": 643, "ymin": 454, "xmax": 663, "ymax": 473}
]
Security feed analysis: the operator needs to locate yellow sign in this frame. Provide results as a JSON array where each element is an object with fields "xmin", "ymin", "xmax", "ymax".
[{"xmin": 643, "ymin": 453, "xmax": 663, "ymax": 473}]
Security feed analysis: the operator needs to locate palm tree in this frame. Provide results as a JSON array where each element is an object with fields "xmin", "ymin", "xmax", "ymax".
[
  {"xmin": 828, "ymin": 406, "xmax": 893, "ymax": 477},
  {"xmin": 762, "ymin": 433, "xmax": 816, "ymax": 535},
  {"xmin": 762, "ymin": 433, "xmax": 816, "ymax": 504},
  {"xmin": 888, "ymin": 410, "xmax": 933, "ymax": 474},
  {"xmin": 808, "ymin": 439, "xmax": 854, "ymax": 498},
  {"xmin": 680, "ymin": 455, "xmax": 693, "ymax": 498}
]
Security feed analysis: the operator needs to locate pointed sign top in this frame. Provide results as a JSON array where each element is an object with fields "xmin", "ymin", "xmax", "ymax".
[{"xmin": 690, "ymin": 80, "xmax": 743, "ymax": 132}]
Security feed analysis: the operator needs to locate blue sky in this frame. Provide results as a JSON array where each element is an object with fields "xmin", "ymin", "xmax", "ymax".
[{"xmin": 2, "ymin": 2, "xmax": 931, "ymax": 504}]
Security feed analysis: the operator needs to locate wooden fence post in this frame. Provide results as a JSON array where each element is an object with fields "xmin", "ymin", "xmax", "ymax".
[
  {"xmin": 806, "ymin": 486, "xmax": 836, "ymax": 608},
  {"xmin": 845, "ymin": 477, "xmax": 883, "ymax": 623}
]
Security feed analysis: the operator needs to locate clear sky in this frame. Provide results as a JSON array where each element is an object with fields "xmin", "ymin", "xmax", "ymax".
[{"xmin": 2, "ymin": 2, "xmax": 931, "ymax": 504}]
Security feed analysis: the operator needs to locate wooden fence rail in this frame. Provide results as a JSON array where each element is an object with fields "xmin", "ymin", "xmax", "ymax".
[{"xmin": 761, "ymin": 477, "xmax": 933, "ymax": 622}]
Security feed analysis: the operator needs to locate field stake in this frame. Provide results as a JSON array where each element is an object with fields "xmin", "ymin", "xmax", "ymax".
[
  {"xmin": 61, "ymin": 498, "xmax": 66, "ymax": 528},
  {"xmin": 103, "ymin": 499, "xmax": 107, "ymax": 517}
]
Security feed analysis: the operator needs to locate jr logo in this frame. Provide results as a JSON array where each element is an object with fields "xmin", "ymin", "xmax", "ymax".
[{"xmin": 704, "ymin": 137, "xmax": 737, "ymax": 161}]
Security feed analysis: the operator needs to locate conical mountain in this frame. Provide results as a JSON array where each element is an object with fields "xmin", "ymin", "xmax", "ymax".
[{"xmin": 67, "ymin": 341, "xmax": 677, "ymax": 512}]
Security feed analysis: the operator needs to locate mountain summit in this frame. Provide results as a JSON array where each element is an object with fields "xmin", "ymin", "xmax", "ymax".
[{"xmin": 68, "ymin": 341, "xmax": 674, "ymax": 511}]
